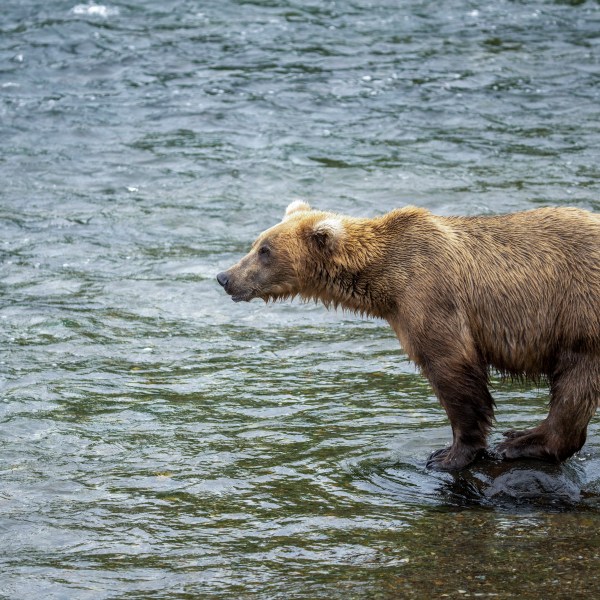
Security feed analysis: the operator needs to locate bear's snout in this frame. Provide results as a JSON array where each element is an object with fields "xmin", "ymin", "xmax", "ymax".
[
  {"xmin": 216, "ymin": 271, "xmax": 229, "ymax": 289},
  {"xmin": 217, "ymin": 270, "xmax": 251, "ymax": 302}
]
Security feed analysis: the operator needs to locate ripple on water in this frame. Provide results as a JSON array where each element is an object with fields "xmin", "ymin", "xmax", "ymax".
[{"xmin": 71, "ymin": 4, "xmax": 120, "ymax": 18}]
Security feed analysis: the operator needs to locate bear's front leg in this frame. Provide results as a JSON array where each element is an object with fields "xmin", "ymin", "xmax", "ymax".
[
  {"xmin": 426, "ymin": 444, "xmax": 485, "ymax": 471},
  {"xmin": 422, "ymin": 358, "xmax": 495, "ymax": 471}
]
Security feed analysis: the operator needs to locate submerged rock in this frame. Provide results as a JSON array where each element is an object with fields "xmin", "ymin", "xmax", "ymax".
[
  {"xmin": 440, "ymin": 454, "xmax": 584, "ymax": 507},
  {"xmin": 483, "ymin": 466, "xmax": 581, "ymax": 505}
]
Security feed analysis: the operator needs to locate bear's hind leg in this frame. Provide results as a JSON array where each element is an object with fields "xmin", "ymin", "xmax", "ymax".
[
  {"xmin": 501, "ymin": 427, "xmax": 539, "ymax": 440},
  {"xmin": 496, "ymin": 353, "xmax": 599, "ymax": 463}
]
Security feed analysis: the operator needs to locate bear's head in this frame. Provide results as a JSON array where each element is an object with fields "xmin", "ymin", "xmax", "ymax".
[{"xmin": 217, "ymin": 201, "xmax": 346, "ymax": 304}]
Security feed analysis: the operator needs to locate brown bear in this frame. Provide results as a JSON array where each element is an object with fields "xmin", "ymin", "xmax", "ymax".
[{"xmin": 217, "ymin": 201, "xmax": 600, "ymax": 471}]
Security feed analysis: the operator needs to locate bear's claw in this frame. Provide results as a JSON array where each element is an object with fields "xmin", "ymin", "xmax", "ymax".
[
  {"xmin": 495, "ymin": 429, "xmax": 558, "ymax": 462},
  {"xmin": 426, "ymin": 445, "xmax": 482, "ymax": 471},
  {"xmin": 502, "ymin": 428, "xmax": 535, "ymax": 440}
]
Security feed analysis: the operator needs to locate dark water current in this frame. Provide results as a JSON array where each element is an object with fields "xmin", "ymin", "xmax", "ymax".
[{"xmin": 2, "ymin": 1, "xmax": 600, "ymax": 598}]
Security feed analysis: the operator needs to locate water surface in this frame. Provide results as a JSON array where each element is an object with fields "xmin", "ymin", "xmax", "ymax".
[{"xmin": 2, "ymin": 0, "xmax": 600, "ymax": 597}]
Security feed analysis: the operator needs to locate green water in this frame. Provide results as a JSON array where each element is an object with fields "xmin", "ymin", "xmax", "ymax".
[{"xmin": 1, "ymin": 0, "xmax": 600, "ymax": 597}]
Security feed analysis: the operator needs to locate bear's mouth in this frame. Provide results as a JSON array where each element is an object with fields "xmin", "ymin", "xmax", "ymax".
[{"xmin": 230, "ymin": 290, "xmax": 255, "ymax": 303}]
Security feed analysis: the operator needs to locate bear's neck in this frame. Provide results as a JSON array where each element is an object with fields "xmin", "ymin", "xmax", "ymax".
[
  {"xmin": 313, "ymin": 268, "xmax": 391, "ymax": 318},
  {"xmin": 305, "ymin": 220, "xmax": 398, "ymax": 319},
  {"xmin": 299, "ymin": 206, "xmax": 434, "ymax": 318}
]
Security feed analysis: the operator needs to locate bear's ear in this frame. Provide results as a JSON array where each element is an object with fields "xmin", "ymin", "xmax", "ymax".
[
  {"xmin": 311, "ymin": 217, "xmax": 345, "ymax": 250},
  {"xmin": 284, "ymin": 200, "xmax": 312, "ymax": 220}
]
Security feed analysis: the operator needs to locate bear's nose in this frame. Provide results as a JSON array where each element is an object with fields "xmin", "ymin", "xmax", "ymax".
[{"xmin": 216, "ymin": 272, "xmax": 229, "ymax": 288}]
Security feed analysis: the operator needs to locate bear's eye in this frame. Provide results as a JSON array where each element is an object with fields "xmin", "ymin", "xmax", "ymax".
[{"xmin": 258, "ymin": 245, "xmax": 271, "ymax": 258}]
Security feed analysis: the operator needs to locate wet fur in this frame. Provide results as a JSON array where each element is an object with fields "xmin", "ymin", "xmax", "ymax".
[{"xmin": 219, "ymin": 204, "xmax": 600, "ymax": 470}]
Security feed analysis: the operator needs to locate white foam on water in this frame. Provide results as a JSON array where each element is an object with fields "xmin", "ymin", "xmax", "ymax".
[{"xmin": 71, "ymin": 3, "xmax": 119, "ymax": 18}]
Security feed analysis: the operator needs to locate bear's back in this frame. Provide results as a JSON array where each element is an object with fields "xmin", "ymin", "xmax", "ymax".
[{"xmin": 437, "ymin": 207, "xmax": 600, "ymax": 374}]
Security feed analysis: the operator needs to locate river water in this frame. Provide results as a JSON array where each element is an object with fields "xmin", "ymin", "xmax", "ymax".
[{"xmin": 1, "ymin": 1, "xmax": 600, "ymax": 598}]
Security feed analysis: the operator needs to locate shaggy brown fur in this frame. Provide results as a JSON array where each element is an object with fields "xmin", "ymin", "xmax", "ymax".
[{"xmin": 217, "ymin": 202, "xmax": 600, "ymax": 470}]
